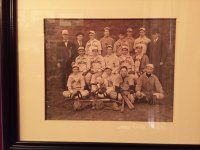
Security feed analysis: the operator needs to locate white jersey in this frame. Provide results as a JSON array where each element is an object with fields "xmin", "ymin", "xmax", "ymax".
[
  {"xmin": 119, "ymin": 54, "xmax": 135, "ymax": 71},
  {"xmin": 85, "ymin": 39, "xmax": 102, "ymax": 56},
  {"xmin": 67, "ymin": 73, "xmax": 85, "ymax": 92},
  {"xmin": 75, "ymin": 55, "xmax": 89, "ymax": 73},
  {"xmin": 104, "ymin": 54, "xmax": 120, "ymax": 74},
  {"xmin": 89, "ymin": 55, "xmax": 105, "ymax": 73}
]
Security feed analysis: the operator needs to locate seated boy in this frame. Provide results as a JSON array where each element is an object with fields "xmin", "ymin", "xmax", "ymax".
[
  {"xmin": 135, "ymin": 64, "xmax": 164, "ymax": 104},
  {"xmin": 85, "ymin": 46, "xmax": 105, "ymax": 87},
  {"xmin": 103, "ymin": 45, "xmax": 120, "ymax": 75},
  {"xmin": 74, "ymin": 46, "xmax": 89, "ymax": 76},
  {"xmin": 63, "ymin": 65, "xmax": 89, "ymax": 99},
  {"xmin": 112, "ymin": 66, "xmax": 135, "ymax": 103},
  {"xmin": 133, "ymin": 44, "xmax": 149, "ymax": 77}
]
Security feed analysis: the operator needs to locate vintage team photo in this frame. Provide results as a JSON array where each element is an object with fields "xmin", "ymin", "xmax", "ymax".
[{"xmin": 44, "ymin": 19, "xmax": 175, "ymax": 121}]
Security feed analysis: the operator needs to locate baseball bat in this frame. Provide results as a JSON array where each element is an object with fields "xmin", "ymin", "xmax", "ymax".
[{"xmin": 121, "ymin": 94, "xmax": 134, "ymax": 110}]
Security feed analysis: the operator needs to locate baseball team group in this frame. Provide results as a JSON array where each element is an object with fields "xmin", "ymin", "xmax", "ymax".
[{"xmin": 55, "ymin": 26, "xmax": 166, "ymax": 110}]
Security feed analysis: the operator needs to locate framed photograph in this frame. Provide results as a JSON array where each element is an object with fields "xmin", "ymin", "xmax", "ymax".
[{"xmin": 1, "ymin": 0, "xmax": 200, "ymax": 149}]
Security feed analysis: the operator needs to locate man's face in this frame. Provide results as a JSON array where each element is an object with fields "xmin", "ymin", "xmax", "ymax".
[
  {"xmin": 139, "ymin": 30, "xmax": 145, "ymax": 37},
  {"xmin": 127, "ymin": 29, "xmax": 133, "ymax": 36},
  {"xmin": 135, "ymin": 46, "xmax": 142, "ymax": 55},
  {"xmin": 78, "ymin": 49, "xmax": 85, "ymax": 56},
  {"xmin": 120, "ymin": 68, "xmax": 128, "ymax": 77},
  {"xmin": 77, "ymin": 35, "xmax": 83, "ymax": 41},
  {"xmin": 122, "ymin": 48, "xmax": 128, "ymax": 55},
  {"xmin": 146, "ymin": 66, "xmax": 154, "ymax": 74},
  {"xmin": 89, "ymin": 33, "xmax": 95, "ymax": 39},
  {"xmin": 72, "ymin": 67, "xmax": 79, "ymax": 74},
  {"xmin": 62, "ymin": 33, "xmax": 69, "ymax": 41},
  {"xmin": 152, "ymin": 33, "xmax": 159, "ymax": 40},
  {"xmin": 104, "ymin": 30, "xmax": 110, "ymax": 36},
  {"xmin": 92, "ymin": 50, "xmax": 98, "ymax": 56},
  {"xmin": 107, "ymin": 47, "xmax": 113, "ymax": 55},
  {"xmin": 119, "ymin": 34, "xmax": 125, "ymax": 39},
  {"xmin": 105, "ymin": 69, "xmax": 112, "ymax": 75}
]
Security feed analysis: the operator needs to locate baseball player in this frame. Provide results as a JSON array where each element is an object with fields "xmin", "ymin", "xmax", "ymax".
[
  {"xmin": 63, "ymin": 65, "xmax": 89, "ymax": 99},
  {"xmin": 85, "ymin": 47, "xmax": 105, "ymax": 88},
  {"xmin": 124, "ymin": 27, "xmax": 135, "ymax": 55},
  {"xmin": 112, "ymin": 66, "xmax": 135, "ymax": 103},
  {"xmin": 103, "ymin": 45, "xmax": 120, "ymax": 75},
  {"xmin": 113, "ymin": 31, "xmax": 128, "ymax": 57},
  {"xmin": 118, "ymin": 45, "xmax": 135, "ymax": 74},
  {"xmin": 74, "ymin": 46, "xmax": 89, "ymax": 76},
  {"xmin": 100, "ymin": 27, "xmax": 114, "ymax": 56},
  {"xmin": 135, "ymin": 64, "xmax": 164, "ymax": 104},
  {"xmin": 133, "ymin": 44, "xmax": 149, "ymax": 77},
  {"xmin": 134, "ymin": 27, "xmax": 151, "ymax": 54},
  {"xmin": 85, "ymin": 30, "xmax": 102, "ymax": 56}
]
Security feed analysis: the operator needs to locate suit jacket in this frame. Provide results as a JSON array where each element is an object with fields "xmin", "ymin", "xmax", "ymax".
[
  {"xmin": 148, "ymin": 38, "xmax": 166, "ymax": 67},
  {"xmin": 74, "ymin": 40, "xmax": 86, "ymax": 51},
  {"xmin": 56, "ymin": 41, "xmax": 77, "ymax": 73}
]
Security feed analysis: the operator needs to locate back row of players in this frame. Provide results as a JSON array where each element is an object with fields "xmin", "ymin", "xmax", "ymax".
[{"xmin": 61, "ymin": 27, "xmax": 164, "ymax": 104}]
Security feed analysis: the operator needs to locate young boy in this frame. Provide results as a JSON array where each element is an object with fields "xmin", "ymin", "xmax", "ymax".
[
  {"xmin": 133, "ymin": 44, "xmax": 149, "ymax": 77},
  {"xmin": 135, "ymin": 64, "xmax": 164, "ymax": 104},
  {"xmin": 112, "ymin": 66, "xmax": 135, "ymax": 103},
  {"xmin": 103, "ymin": 45, "xmax": 120, "ymax": 75},
  {"xmin": 113, "ymin": 31, "xmax": 128, "ymax": 56},
  {"xmin": 85, "ymin": 47, "xmax": 105, "ymax": 88},
  {"xmin": 63, "ymin": 65, "xmax": 89, "ymax": 99},
  {"xmin": 74, "ymin": 46, "xmax": 89, "ymax": 76},
  {"xmin": 134, "ymin": 27, "xmax": 151, "ymax": 54},
  {"xmin": 118, "ymin": 45, "xmax": 135, "ymax": 74}
]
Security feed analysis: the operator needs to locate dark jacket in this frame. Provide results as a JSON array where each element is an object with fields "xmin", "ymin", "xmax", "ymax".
[
  {"xmin": 148, "ymin": 38, "xmax": 166, "ymax": 67},
  {"xmin": 56, "ymin": 41, "xmax": 77, "ymax": 76}
]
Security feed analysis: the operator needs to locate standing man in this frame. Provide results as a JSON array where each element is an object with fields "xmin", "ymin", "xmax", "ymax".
[
  {"xmin": 85, "ymin": 30, "xmax": 102, "ymax": 56},
  {"xmin": 113, "ymin": 31, "xmax": 128, "ymax": 57},
  {"xmin": 74, "ymin": 32, "xmax": 85, "ymax": 51},
  {"xmin": 100, "ymin": 27, "xmax": 114, "ymax": 56},
  {"xmin": 134, "ymin": 27, "xmax": 151, "ymax": 54},
  {"xmin": 148, "ymin": 29, "xmax": 166, "ymax": 80},
  {"xmin": 56, "ymin": 29, "xmax": 77, "ymax": 89},
  {"xmin": 124, "ymin": 27, "xmax": 135, "ymax": 55}
]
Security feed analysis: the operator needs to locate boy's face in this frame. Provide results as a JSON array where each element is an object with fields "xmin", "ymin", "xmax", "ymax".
[
  {"xmin": 92, "ymin": 50, "xmax": 98, "ymax": 56},
  {"xmin": 127, "ymin": 29, "xmax": 133, "ymax": 36},
  {"xmin": 146, "ymin": 66, "xmax": 154, "ymax": 74},
  {"xmin": 152, "ymin": 33, "xmax": 159, "ymax": 40},
  {"xmin": 119, "ymin": 34, "xmax": 125, "ymax": 39},
  {"xmin": 122, "ymin": 48, "xmax": 128, "ymax": 55},
  {"xmin": 139, "ymin": 30, "xmax": 145, "ymax": 37},
  {"xmin": 77, "ymin": 35, "xmax": 83, "ymax": 41},
  {"xmin": 72, "ymin": 67, "xmax": 79, "ymax": 74},
  {"xmin": 120, "ymin": 68, "xmax": 128, "ymax": 77},
  {"xmin": 89, "ymin": 33, "xmax": 95, "ymax": 39},
  {"xmin": 107, "ymin": 47, "xmax": 113, "ymax": 55},
  {"xmin": 105, "ymin": 69, "xmax": 112, "ymax": 75},
  {"xmin": 104, "ymin": 30, "xmax": 110, "ymax": 36},
  {"xmin": 135, "ymin": 47, "xmax": 142, "ymax": 55},
  {"xmin": 78, "ymin": 49, "xmax": 85, "ymax": 56}
]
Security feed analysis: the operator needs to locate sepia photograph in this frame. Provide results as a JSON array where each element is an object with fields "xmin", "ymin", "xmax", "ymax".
[{"xmin": 44, "ymin": 19, "xmax": 176, "ymax": 121}]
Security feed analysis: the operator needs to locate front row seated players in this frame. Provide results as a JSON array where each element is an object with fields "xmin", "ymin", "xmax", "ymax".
[
  {"xmin": 64, "ymin": 52, "xmax": 164, "ymax": 105},
  {"xmin": 135, "ymin": 64, "xmax": 164, "ymax": 104},
  {"xmin": 63, "ymin": 64, "xmax": 89, "ymax": 99}
]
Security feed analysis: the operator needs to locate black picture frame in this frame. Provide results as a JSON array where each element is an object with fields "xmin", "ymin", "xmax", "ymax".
[{"xmin": 1, "ymin": 0, "xmax": 200, "ymax": 150}]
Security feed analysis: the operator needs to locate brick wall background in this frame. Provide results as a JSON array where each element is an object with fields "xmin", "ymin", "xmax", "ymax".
[{"xmin": 44, "ymin": 19, "xmax": 176, "ymax": 96}]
